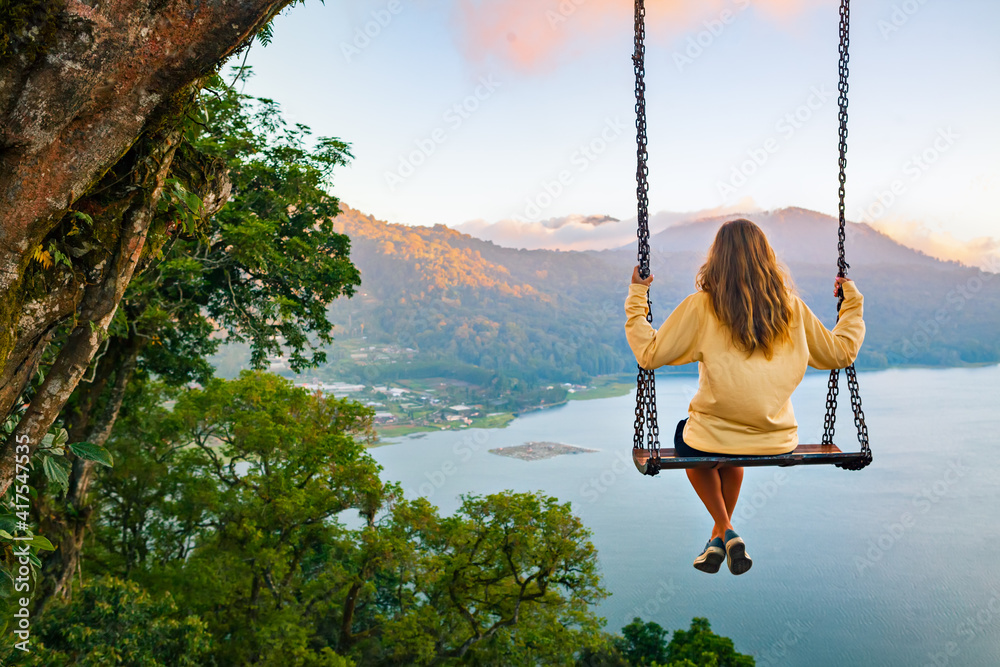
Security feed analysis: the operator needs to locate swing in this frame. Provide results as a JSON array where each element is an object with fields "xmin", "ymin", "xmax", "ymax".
[{"xmin": 629, "ymin": 0, "xmax": 872, "ymax": 475}]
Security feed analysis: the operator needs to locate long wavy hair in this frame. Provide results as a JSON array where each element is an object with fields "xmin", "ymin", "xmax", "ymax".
[{"xmin": 696, "ymin": 219, "xmax": 794, "ymax": 359}]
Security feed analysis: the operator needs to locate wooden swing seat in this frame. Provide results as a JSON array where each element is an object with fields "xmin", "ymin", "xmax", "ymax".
[{"xmin": 632, "ymin": 443, "xmax": 866, "ymax": 473}]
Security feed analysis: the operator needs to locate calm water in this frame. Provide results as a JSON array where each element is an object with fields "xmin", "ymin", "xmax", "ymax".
[{"xmin": 371, "ymin": 365, "xmax": 1000, "ymax": 666}]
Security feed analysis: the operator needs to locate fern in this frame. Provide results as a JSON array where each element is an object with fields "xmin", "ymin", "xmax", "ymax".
[{"xmin": 31, "ymin": 244, "xmax": 52, "ymax": 269}]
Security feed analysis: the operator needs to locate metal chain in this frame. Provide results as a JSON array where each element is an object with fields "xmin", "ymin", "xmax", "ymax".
[
  {"xmin": 634, "ymin": 0, "xmax": 650, "ymax": 282},
  {"xmin": 822, "ymin": 0, "xmax": 871, "ymax": 470},
  {"xmin": 835, "ymin": 0, "xmax": 851, "ymax": 282},
  {"xmin": 821, "ymin": 369, "xmax": 840, "ymax": 445},
  {"xmin": 841, "ymin": 364, "xmax": 872, "ymax": 469},
  {"xmin": 632, "ymin": 0, "xmax": 659, "ymax": 475}
]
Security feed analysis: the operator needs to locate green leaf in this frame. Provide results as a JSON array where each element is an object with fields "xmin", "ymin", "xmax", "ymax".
[
  {"xmin": 70, "ymin": 441, "xmax": 115, "ymax": 467},
  {"xmin": 0, "ymin": 568, "xmax": 14, "ymax": 600},
  {"xmin": 29, "ymin": 535, "xmax": 55, "ymax": 551},
  {"xmin": 42, "ymin": 456, "xmax": 71, "ymax": 491},
  {"xmin": 69, "ymin": 210, "xmax": 94, "ymax": 226},
  {"xmin": 53, "ymin": 427, "xmax": 69, "ymax": 446},
  {"xmin": 0, "ymin": 530, "xmax": 12, "ymax": 540},
  {"xmin": 258, "ymin": 24, "xmax": 272, "ymax": 46},
  {"xmin": 0, "ymin": 515, "xmax": 16, "ymax": 534}
]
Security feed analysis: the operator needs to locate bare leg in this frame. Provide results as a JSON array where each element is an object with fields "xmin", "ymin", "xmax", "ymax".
[
  {"xmin": 685, "ymin": 468, "xmax": 734, "ymax": 541},
  {"xmin": 719, "ymin": 466, "xmax": 745, "ymax": 520}
]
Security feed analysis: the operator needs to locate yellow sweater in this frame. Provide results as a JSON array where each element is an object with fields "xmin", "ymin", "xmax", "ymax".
[{"xmin": 624, "ymin": 281, "xmax": 865, "ymax": 455}]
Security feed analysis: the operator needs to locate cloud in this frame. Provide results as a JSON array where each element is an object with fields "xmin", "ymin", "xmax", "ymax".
[
  {"xmin": 455, "ymin": 204, "xmax": 1000, "ymax": 272},
  {"xmin": 869, "ymin": 218, "xmax": 1000, "ymax": 273},
  {"xmin": 449, "ymin": 0, "xmax": 832, "ymax": 72},
  {"xmin": 454, "ymin": 197, "xmax": 760, "ymax": 250}
]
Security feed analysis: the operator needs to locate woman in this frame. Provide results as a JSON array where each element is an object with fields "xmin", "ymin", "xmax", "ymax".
[{"xmin": 624, "ymin": 219, "xmax": 865, "ymax": 575}]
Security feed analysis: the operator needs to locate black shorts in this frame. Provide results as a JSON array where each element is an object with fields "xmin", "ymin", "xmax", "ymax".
[{"xmin": 673, "ymin": 418, "xmax": 743, "ymax": 458}]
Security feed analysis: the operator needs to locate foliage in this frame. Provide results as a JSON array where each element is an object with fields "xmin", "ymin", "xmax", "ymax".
[
  {"xmin": 14, "ymin": 576, "xmax": 212, "ymax": 666},
  {"xmin": 3, "ymin": 4, "xmax": 368, "ymax": 661},
  {"xmin": 661, "ymin": 617, "xmax": 755, "ymax": 667},
  {"xmin": 616, "ymin": 617, "xmax": 671, "ymax": 666},
  {"xmin": 134, "ymin": 67, "xmax": 360, "ymax": 383},
  {"xmin": 576, "ymin": 641, "xmax": 631, "ymax": 667},
  {"xmin": 17, "ymin": 63, "xmax": 360, "ymax": 627},
  {"xmin": 579, "ymin": 617, "xmax": 756, "ymax": 667},
  {"xmin": 316, "ymin": 207, "xmax": 627, "ymax": 387},
  {"xmin": 74, "ymin": 372, "xmax": 377, "ymax": 664},
  {"xmin": 0, "ymin": 403, "xmax": 98, "ymax": 637},
  {"xmin": 371, "ymin": 492, "xmax": 608, "ymax": 664},
  {"xmin": 577, "ymin": 617, "xmax": 756, "ymax": 667},
  {"xmin": 82, "ymin": 371, "xmax": 607, "ymax": 665}
]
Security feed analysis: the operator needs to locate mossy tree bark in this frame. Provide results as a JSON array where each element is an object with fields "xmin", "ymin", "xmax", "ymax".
[
  {"xmin": 0, "ymin": 0, "xmax": 289, "ymax": 496},
  {"xmin": 34, "ymin": 332, "xmax": 141, "ymax": 613},
  {"xmin": 32, "ymin": 136, "xmax": 231, "ymax": 607}
]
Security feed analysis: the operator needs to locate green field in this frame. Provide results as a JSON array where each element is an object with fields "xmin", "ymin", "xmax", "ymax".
[{"xmin": 566, "ymin": 374, "xmax": 635, "ymax": 401}]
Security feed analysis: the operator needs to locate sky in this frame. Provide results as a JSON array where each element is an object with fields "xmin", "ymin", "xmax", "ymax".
[{"xmin": 241, "ymin": 0, "xmax": 999, "ymax": 265}]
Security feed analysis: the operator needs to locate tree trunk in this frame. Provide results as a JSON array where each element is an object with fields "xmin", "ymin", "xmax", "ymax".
[
  {"xmin": 0, "ymin": 0, "xmax": 289, "ymax": 494},
  {"xmin": 34, "ymin": 332, "xmax": 142, "ymax": 612},
  {"xmin": 0, "ymin": 281, "xmax": 84, "ymax": 415},
  {"xmin": 0, "ymin": 0, "xmax": 286, "ymax": 291},
  {"xmin": 0, "ymin": 119, "xmax": 186, "ymax": 498},
  {"xmin": 28, "ymin": 125, "xmax": 232, "ymax": 605}
]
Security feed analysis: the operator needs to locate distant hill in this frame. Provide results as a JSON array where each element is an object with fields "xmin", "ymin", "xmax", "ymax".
[
  {"xmin": 306, "ymin": 205, "xmax": 1000, "ymax": 385},
  {"xmin": 645, "ymin": 207, "xmax": 944, "ymax": 268}
]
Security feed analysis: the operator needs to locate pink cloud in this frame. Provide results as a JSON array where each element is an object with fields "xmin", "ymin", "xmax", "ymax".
[
  {"xmin": 453, "ymin": 197, "xmax": 761, "ymax": 250},
  {"xmin": 450, "ymin": 0, "xmax": 834, "ymax": 72},
  {"xmin": 870, "ymin": 218, "xmax": 1000, "ymax": 273}
]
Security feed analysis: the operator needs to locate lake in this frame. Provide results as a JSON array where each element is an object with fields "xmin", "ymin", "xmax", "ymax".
[{"xmin": 370, "ymin": 365, "xmax": 1000, "ymax": 666}]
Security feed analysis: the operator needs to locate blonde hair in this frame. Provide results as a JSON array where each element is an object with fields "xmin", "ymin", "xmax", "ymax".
[{"xmin": 696, "ymin": 219, "xmax": 794, "ymax": 359}]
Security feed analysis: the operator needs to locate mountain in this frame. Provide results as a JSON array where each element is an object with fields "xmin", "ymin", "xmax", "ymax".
[
  {"xmin": 454, "ymin": 210, "xmax": 685, "ymax": 251},
  {"xmin": 326, "ymin": 206, "xmax": 622, "ymax": 384},
  {"xmin": 645, "ymin": 207, "xmax": 943, "ymax": 269},
  {"xmin": 454, "ymin": 197, "xmax": 760, "ymax": 250},
  {"xmin": 452, "ymin": 199, "xmax": 761, "ymax": 251},
  {"xmin": 314, "ymin": 205, "xmax": 1000, "ymax": 386}
]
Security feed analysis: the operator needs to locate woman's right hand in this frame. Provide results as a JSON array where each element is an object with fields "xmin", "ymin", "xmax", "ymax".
[
  {"xmin": 834, "ymin": 275, "xmax": 853, "ymax": 296},
  {"xmin": 632, "ymin": 266, "xmax": 654, "ymax": 287}
]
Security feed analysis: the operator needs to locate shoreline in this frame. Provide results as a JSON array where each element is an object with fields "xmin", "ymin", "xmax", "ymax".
[
  {"xmin": 373, "ymin": 362, "xmax": 1000, "ymax": 446},
  {"xmin": 372, "ymin": 375, "xmax": 637, "ymax": 444}
]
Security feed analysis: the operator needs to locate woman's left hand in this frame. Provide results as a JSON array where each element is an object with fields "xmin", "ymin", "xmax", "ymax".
[
  {"xmin": 631, "ymin": 266, "xmax": 654, "ymax": 287},
  {"xmin": 833, "ymin": 275, "xmax": 853, "ymax": 296}
]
